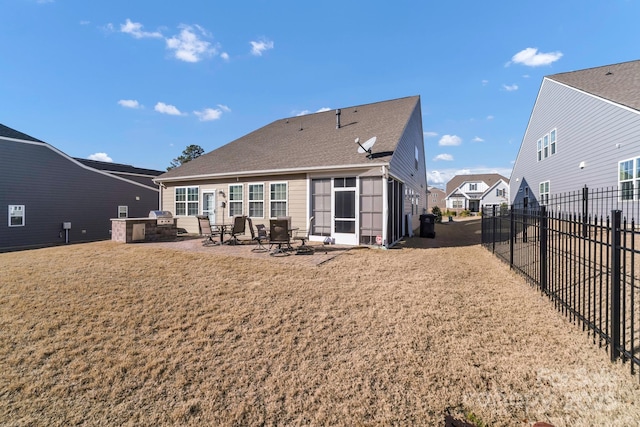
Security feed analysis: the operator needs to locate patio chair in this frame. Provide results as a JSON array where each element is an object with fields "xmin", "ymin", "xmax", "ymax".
[
  {"xmin": 295, "ymin": 216, "xmax": 315, "ymax": 255},
  {"xmin": 246, "ymin": 217, "xmax": 268, "ymax": 252},
  {"xmin": 196, "ymin": 215, "xmax": 219, "ymax": 246},
  {"xmin": 269, "ymin": 218, "xmax": 291, "ymax": 256},
  {"xmin": 226, "ymin": 215, "xmax": 246, "ymax": 245}
]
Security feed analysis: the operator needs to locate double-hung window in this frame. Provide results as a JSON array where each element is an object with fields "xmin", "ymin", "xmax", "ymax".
[
  {"xmin": 228, "ymin": 184, "xmax": 243, "ymax": 216},
  {"xmin": 175, "ymin": 186, "xmax": 199, "ymax": 216},
  {"xmin": 619, "ymin": 158, "xmax": 637, "ymax": 200},
  {"xmin": 537, "ymin": 139, "xmax": 542, "ymax": 161},
  {"xmin": 537, "ymin": 129, "xmax": 557, "ymax": 161},
  {"xmin": 8, "ymin": 205, "xmax": 25, "ymax": 227},
  {"xmin": 248, "ymin": 183, "xmax": 264, "ymax": 218},
  {"xmin": 539, "ymin": 181, "xmax": 550, "ymax": 206},
  {"xmin": 270, "ymin": 182, "xmax": 287, "ymax": 217},
  {"xmin": 118, "ymin": 206, "xmax": 128, "ymax": 218}
]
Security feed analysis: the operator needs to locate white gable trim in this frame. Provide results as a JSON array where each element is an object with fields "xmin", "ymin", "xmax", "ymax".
[{"xmin": 1, "ymin": 136, "xmax": 159, "ymax": 192}]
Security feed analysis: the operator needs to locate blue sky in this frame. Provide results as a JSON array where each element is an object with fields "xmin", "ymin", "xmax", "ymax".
[{"xmin": 2, "ymin": 1, "xmax": 639, "ymax": 188}]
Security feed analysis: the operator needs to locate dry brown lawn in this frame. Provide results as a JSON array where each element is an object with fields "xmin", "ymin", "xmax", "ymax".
[{"xmin": 2, "ymin": 218, "xmax": 640, "ymax": 426}]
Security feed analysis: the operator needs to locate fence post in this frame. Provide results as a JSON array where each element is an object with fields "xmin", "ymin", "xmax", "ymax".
[
  {"xmin": 611, "ymin": 209, "xmax": 622, "ymax": 362},
  {"xmin": 540, "ymin": 205, "xmax": 548, "ymax": 294},
  {"xmin": 582, "ymin": 185, "xmax": 588, "ymax": 238},
  {"xmin": 509, "ymin": 204, "xmax": 515, "ymax": 268},
  {"xmin": 492, "ymin": 205, "xmax": 497, "ymax": 253}
]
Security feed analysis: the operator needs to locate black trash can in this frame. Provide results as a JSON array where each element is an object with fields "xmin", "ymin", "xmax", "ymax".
[{"xmin": 419, "ymin": 214, "xmax": 436, "ymax": 238}]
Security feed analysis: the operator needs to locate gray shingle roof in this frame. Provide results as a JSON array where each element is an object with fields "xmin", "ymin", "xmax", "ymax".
[
  {"xmin": 157, "ymin": 96, "xmax": 421, "ymax": 180},
  {"xmin": 0, "ymin": 123, "xmax": 44, "ymax": 143},
  {"xmin": 74, "ymin": 158, "xmax": 164, "ymax": 177},
  {"xmin": 445, "ymin": 173, "xmax": 509, "ymax": 197},
  {"xmin": 548, "ymin": 59, "xmax": 640, "ymax": 112}
]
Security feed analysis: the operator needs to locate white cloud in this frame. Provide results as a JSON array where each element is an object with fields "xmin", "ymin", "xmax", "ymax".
[
  {"xmin": 120, "ymin": 19, "xmax": 162, "ymax": 39},
  {"xmin": 433, "ymin": 154, "xmax": 454, "ymax": 161},
  {"xmin": 508, "ymin": 47, "xmax": 563, "ymax": 67},
  {"xmin": 155, "ymin": 102, "xmax": 185, "ymax": 116},
  {"xmin": 427, "ymin": 170, "xmax": 448, "ymax": 187},
  {"xmin": 80, "ymin": 20, "xmax": 90, "ymax": 26},
  {"xmin": 424, "ymin": 131, "xmax": 438, "ymax": 138},
  {"xmin": 118, "ymin": 99, "xmax": 141, "ymax": 109},
  {"xmin": 217, "ymin": 104, "xmax": 231, "ymax": 113},
  {"xmin": 294, "ymin": 107, "xmax": 331, "ymax": 116},
  {"xmin": 88, "ymin": 152, "xmax": 113, "ymax": 162},
  {"xmin": 166, "ymin": 24, "xmax": 218, "ymax": 62},
  {"xmin": 487, "ymin": 115, "xmax": 494, "ymax": 121},
  {"xmin": 250, "ymin": 38, "xmax": 274, "ymax": 56},
  {"xmin": 472, "ymin": 136, "xmax": 484, "ymax": 143},
  {"xmin": 220, "ymin": 52, "xmax": 230, "ymax": 61},
  {"xmin": 502, "ymin": 84, "xmax": 518, "ymax": 92},
  {"xmin": 481, "ymin": 79, "xmax": 489, "ymax": 86},
  {"xmin": 194, "ymin": 108, "xmax": 223, "ymax": 121},
  {"xmin": 438, "ymin": 135, "xmax": 462, "ymax": 146}
]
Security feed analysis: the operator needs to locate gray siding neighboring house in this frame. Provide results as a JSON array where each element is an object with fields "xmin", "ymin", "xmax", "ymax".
[
  {"xmin": 444, "ymin": 173, "xmax": 510, "ymax": 213},
  {"xmin": 1, "ymin": 124, "xmax": 163, "ymax": 252},
  {"xmin": 155, "ymin": 95, "xmax": 428, "ymax": 248},
  {"xmin": 511, "ymin": 59, "xmax": 640, "ymax": 209}
]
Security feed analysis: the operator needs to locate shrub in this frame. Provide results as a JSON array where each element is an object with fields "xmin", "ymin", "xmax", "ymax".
[{"xmin": 431, "ymin": 206, "xmax": 443, "ymax": 223}]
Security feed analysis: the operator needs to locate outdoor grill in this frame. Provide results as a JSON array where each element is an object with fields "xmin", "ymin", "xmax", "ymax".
[{"xmin": 149, "ymin": 210, "xmax": 174, "ymax": 226}]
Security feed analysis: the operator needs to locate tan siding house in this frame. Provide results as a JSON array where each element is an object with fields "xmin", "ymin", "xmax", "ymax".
[{"xmin": 155, "ymin": 96, "xmax": 428, "ymax": 248}]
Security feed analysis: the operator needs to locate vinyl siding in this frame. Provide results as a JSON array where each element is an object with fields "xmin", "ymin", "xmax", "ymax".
[
  {"xmin": 388, "ymin": 101, "xmax": 428, "ymax": 232},
  {"xmin": 1, "ymin": 139, "xmax": 159, "ymax": 251},
  {"xmin": 161, "ymin": 174, "xmax": 308, "ymax": 234},
  {"xmin": 511, "ymin": 78, "xmax": 640, "ymax": 205}
]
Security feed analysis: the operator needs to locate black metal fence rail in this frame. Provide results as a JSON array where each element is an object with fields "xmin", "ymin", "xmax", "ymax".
[{"xmin": 482, "ymin": 186, "xmax": 640, "ymax": 378}]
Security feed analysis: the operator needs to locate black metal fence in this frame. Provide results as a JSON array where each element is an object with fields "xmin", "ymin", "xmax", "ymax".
[{"xmin": 482, "ymin": 186, "xmax": 640, "ymax": 378}]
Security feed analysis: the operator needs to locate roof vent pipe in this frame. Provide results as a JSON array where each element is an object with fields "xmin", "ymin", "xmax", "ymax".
[{"xmin": 335, "ymin": 109, "xmax": 341, "ymax": 129}]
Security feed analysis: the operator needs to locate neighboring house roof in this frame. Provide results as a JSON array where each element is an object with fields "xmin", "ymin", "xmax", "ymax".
[
  {"xmin": 74, "ymin": 158, "xmax": 164, "ymax": 177},
  {"xmin": 0, "ymin": 123, "xmax": 44, "ymax": 143},
  {"xmin": 548, "ymin": 59, "xmax": 640, "ymax": 112},
  {"xmin": 157, "ymin": 95, "xmax": 421, "ymax": 181},
  {"xmin": 74, "ymin": 158, "xmax": 164, "ymax": 188},
  {"xmin": 445, "ymin": 173, "xmax": 509, "ymax": 197},
  {"xmin": 1, "ymin": 122, "xmax": 159, "ymax": 191}
]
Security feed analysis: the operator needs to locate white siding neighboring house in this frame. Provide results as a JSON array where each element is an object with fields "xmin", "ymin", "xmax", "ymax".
[
  {"xmin": 444, "ymin": 174, "xmax": 510, "ymax": 214},
  {"xmin": 511, "ymin": 59, "xmax": 640, "ymax": 210}
]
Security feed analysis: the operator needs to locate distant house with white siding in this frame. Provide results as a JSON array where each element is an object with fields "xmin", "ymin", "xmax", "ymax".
[
  {"xmin": 445, "ymin": 174, "xmax": 509, "ymax": 214},
  {"xmin": 511, "ymin": 59, "xmax": 640, "ymax": 209},
  {"xmin": 154, "ymin": 96, "xmax": 428, "ymax": 248}
]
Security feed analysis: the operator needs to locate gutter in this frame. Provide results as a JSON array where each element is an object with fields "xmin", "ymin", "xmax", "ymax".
[{"xmin": 154, "ymin": 162, "xmax": 391, "ymax": 184}]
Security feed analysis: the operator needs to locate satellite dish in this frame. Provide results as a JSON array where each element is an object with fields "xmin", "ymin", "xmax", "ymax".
[{"xmin": 356, "ymin": 136, "xmax": 377, "ymax": 157}]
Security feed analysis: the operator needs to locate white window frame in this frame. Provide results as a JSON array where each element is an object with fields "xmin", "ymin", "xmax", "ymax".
[
  {"xmin": 248, "ymin": 183, "xmax": 264, "ymax": 218},
  {"xmin": 269, "ymin": 182, "xmax": 288, "ymax": 218},
  {"xmin": 543, "ymin": 134, "xmax": 549, "ymax": 158},
  {"xmin": 537, "ymin": 138, "xmax": 542, "ymax": 161},
  {"xmin": 539, "ymin": 181, "xmax": 550, "ymax": 206},
  {"xmin": 469, "ymin": 183, "xmax": 477, "ymax": 191},
  {"xmin": 228, "ymin": 184, "xmax": 244, "ymax": 217},
  {"xmin": 175, "ymin": 186, "xmax": 199, "ymax": 216},
  {"xmin": 550, "ymin": 129, "xmax": 557, "ymax": 155},
  {"xmin": 8, "ymin": 205, "xmax": 25, "ymax": 227},
  {"xmin": 619, "ymin": 158, "xmax": 638, "ymax": 201},
  {"xmin": 118, "ymin": 205, "xmax": 128, "ymax": 218}
]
